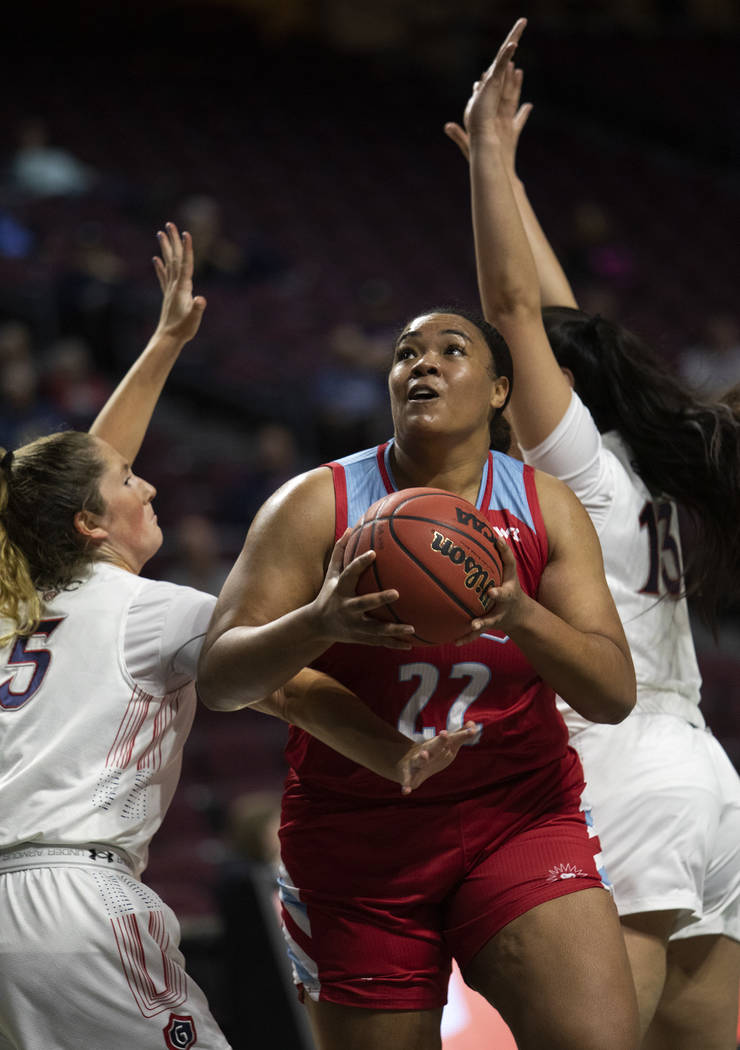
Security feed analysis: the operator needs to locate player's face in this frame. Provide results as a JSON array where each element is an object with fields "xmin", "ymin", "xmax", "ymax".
[
  {"xmin": 91, "ymin": 438, "xmax": 162, "ymax": 573},
  {"xmin": 389, "ymin": 313, "xmax": 508, "ymax": 445}
]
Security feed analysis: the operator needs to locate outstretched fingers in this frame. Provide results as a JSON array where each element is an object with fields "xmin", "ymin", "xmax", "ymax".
[
  {"xmin": 153, "ymin": 222, "xmax": 186, "ymax": 285},
  {"xmin": 152, "ymin": 221, "xmax": 206, "ymax": 340},
  {"xmin": 480, "ymin": 39, "xmax": 519, "ymax": 100},
  {"xmin": 447, "ymin": 18, "xmax": 528, "ymax": 157},
  {"xmin": 181, "ymin": 227, "xmax": 195, "ymax": 282},
  {"xmin": 152, "ymin": 253, "xmax": 167, "ymax": 294},
  {"xmin": 462, "ymin": 20, "xmax": 528, "ymax": 137},
  {"xmin": 493, "ymin": 16, "xmax": 528, "ymax": 71},
  {"xmin": 500, "ymin": 61, "xmax": 521, "ymax": 120},
  {"xmin": 507, "ymin": 66, "xmax": 533, "ymax": 137},
  {"xmin": 399, "ymin": 721, "xmax": 478, "ymax": 794},
  {"xmin": 153, "ymin": 223, "xmax": 177, "ymax": 291},
  {"xmin": 158, "ymin": 224, "xmax": 175, "ymax": 267}
]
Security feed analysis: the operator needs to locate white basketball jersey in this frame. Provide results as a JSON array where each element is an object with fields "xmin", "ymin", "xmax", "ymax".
[
  {"xmin": 523, "ymin": 392, "xmax": 702, "ymax": 736},
  {"xmin": 0, "ymin": 562, "xmax": 216, "ymax": 875}
]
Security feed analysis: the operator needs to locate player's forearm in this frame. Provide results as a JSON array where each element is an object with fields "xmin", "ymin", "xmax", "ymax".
[
  {"xmin": 469, "ymin": 133, "xmax": 541, "ymax": 324},
  {"xmin": 511, "ymin": 177, "xmax": 579, "ymax": 309},
  {"xmin": 255, "ymin": 669, "xmax": 413, "ymax": 784},
  {"xmin": 89, "ymin": 329, "xmax": 187, "ymax": 463},
  {"xmin": 506, "ymin": 596, "xmax": 636, "ymax": 723},
  {"xmin": 197, "ymin": 602, "xmax": 347, "ymax": 711}
]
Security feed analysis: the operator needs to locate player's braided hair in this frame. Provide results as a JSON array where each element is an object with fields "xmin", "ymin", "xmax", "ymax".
[
  {"xmin": 543, "ymin": 305, "xmax": 740, "ymax": 625},
  {"xmin": 0, "ymin": 431, "xmax": 106, "ymax": 643}
]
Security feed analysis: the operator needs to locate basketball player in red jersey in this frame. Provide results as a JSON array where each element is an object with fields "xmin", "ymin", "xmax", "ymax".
[{"xmin": 197, "ymin": 22, "xmax": 640, "ymax": 1050}]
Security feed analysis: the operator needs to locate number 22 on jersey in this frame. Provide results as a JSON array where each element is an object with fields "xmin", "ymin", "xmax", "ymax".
[{"xmin": 397, "ymin": 661, "xmax": 487, "ymax": 744}]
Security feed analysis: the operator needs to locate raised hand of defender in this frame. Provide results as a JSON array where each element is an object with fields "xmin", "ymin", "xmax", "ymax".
[
  {"xmin": 445, "ymin": 58, "xmax": 532, "ymax": 176},
  {"xmin": 153, "ymin": 221, "xmax": 207, "ymax": 344},
  {"xmin": 444, "ymin": 15, "xmax": 527, "ymax": 167}
]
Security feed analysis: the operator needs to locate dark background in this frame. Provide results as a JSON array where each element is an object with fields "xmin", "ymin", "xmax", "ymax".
[{"xmin": 1, "ymin": 3, "xmax": 738, "ymax": 1045}]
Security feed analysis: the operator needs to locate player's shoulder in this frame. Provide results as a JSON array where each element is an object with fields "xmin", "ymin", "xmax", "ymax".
[
  {"xmin": 242, "ymin": 465, "xmax": 337, "ymax": 565},
  {"xmin": 257, "ymin": 465, "xmax": 334, "ymax": 519},
  {"xmin": 533, "ymin": 466, "xmax": 591, "ymax": 519},
  {"xmin": 330, "ymin": 444, "xmax": 384, "ymax": 469},
  {"xmin": 533, "ymin": 467, "xmax": 601, "ymax": 556},
  {"xmin": 531, "ymin": 465, "xmax": 576, "ymax": 501},
  {"xmin": 326, "ymin": 443, "xmax": 389, "ymax": 499}
]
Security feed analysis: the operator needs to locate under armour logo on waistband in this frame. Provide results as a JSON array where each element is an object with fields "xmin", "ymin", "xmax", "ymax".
[{"xmin": 88, "ymin": 848, "xmax": 116, "ymax": 863}]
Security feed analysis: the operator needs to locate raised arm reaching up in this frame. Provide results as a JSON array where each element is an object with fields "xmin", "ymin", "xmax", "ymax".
[
  {"xmin": 90, "ymin": 222, "xmax": 206, "ymax": 463},
  {"xmin": 458, "ymin": 20, "xmax": 573, "ymax": 449},
  {"xmin": 445, "ymin": 60, "xmax": 578, "ymax": 310}
]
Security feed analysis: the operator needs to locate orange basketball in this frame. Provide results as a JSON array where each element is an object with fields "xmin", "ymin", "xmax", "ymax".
[{"xmin": 343, "ymin": 487, "xmax": 504, "ymax": 646}]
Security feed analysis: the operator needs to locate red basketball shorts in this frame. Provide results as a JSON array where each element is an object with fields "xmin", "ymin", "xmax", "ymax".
[{"xmin": 278, "ymin": 753, "xmax": 609, "ymax": 1011}]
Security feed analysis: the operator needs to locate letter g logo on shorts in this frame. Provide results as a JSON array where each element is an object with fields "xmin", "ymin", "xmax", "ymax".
[{"xmin": 163, "ymin": 1013, "xmax": 197, "ymax": 1049}]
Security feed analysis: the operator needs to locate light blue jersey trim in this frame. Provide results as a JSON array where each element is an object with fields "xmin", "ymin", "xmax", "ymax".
[
  {"xmin": 488, "ymin": 451, "xmax": 536, "ymax": 531},
  {"xmin": 382, "ymin": 442, "xmax": 397, "ymax": 489},
  {"xmin": 338, "ymin": 442, "xmax": 536, "ymax": 532},
  {"xmin": 341, "ymin": 445, "xmax": 392, "ymax": 529}
]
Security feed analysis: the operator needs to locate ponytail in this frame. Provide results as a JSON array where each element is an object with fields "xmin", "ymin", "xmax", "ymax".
[{"xmin": 0, "ymin": 451, "xmax": 43, "ymax": 644}]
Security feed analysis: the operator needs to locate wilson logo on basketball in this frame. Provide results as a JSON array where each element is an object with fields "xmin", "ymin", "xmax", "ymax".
[
  {"xmin": 430, "ymin": 531, "xmax": 496, "ymax": 610},
  {"xmin": 344, "ymin": 487, "xmax": 505, "ymax": 645}
]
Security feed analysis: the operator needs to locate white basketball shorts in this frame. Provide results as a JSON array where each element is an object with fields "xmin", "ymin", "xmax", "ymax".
[
  {"xmin": 572, "ymin": 712, "xmax": 740, "ymax": 942},
  {"xmin": 0, "ymin": 848, "xmax": 231, "ymax": 1050}
]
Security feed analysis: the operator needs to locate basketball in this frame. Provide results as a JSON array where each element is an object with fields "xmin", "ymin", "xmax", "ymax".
[{"xmin": 343, "ymin": 487, "xmax": 504, "ymax": 645}]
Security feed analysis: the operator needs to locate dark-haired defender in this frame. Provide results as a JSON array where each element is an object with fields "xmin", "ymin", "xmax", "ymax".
[
  {"xmin": 451, "ymin": 22, "xmax": 740, "ymax": 1049},
  {"xmin": 197, "ymin": 27, "xmax": 640, "ymax": 1050}
]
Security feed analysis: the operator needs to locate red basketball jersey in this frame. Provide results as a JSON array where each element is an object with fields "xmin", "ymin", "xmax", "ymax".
[{"xmin": 284, "ymin": 442, "xmax": 570, "ymax": 802}]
